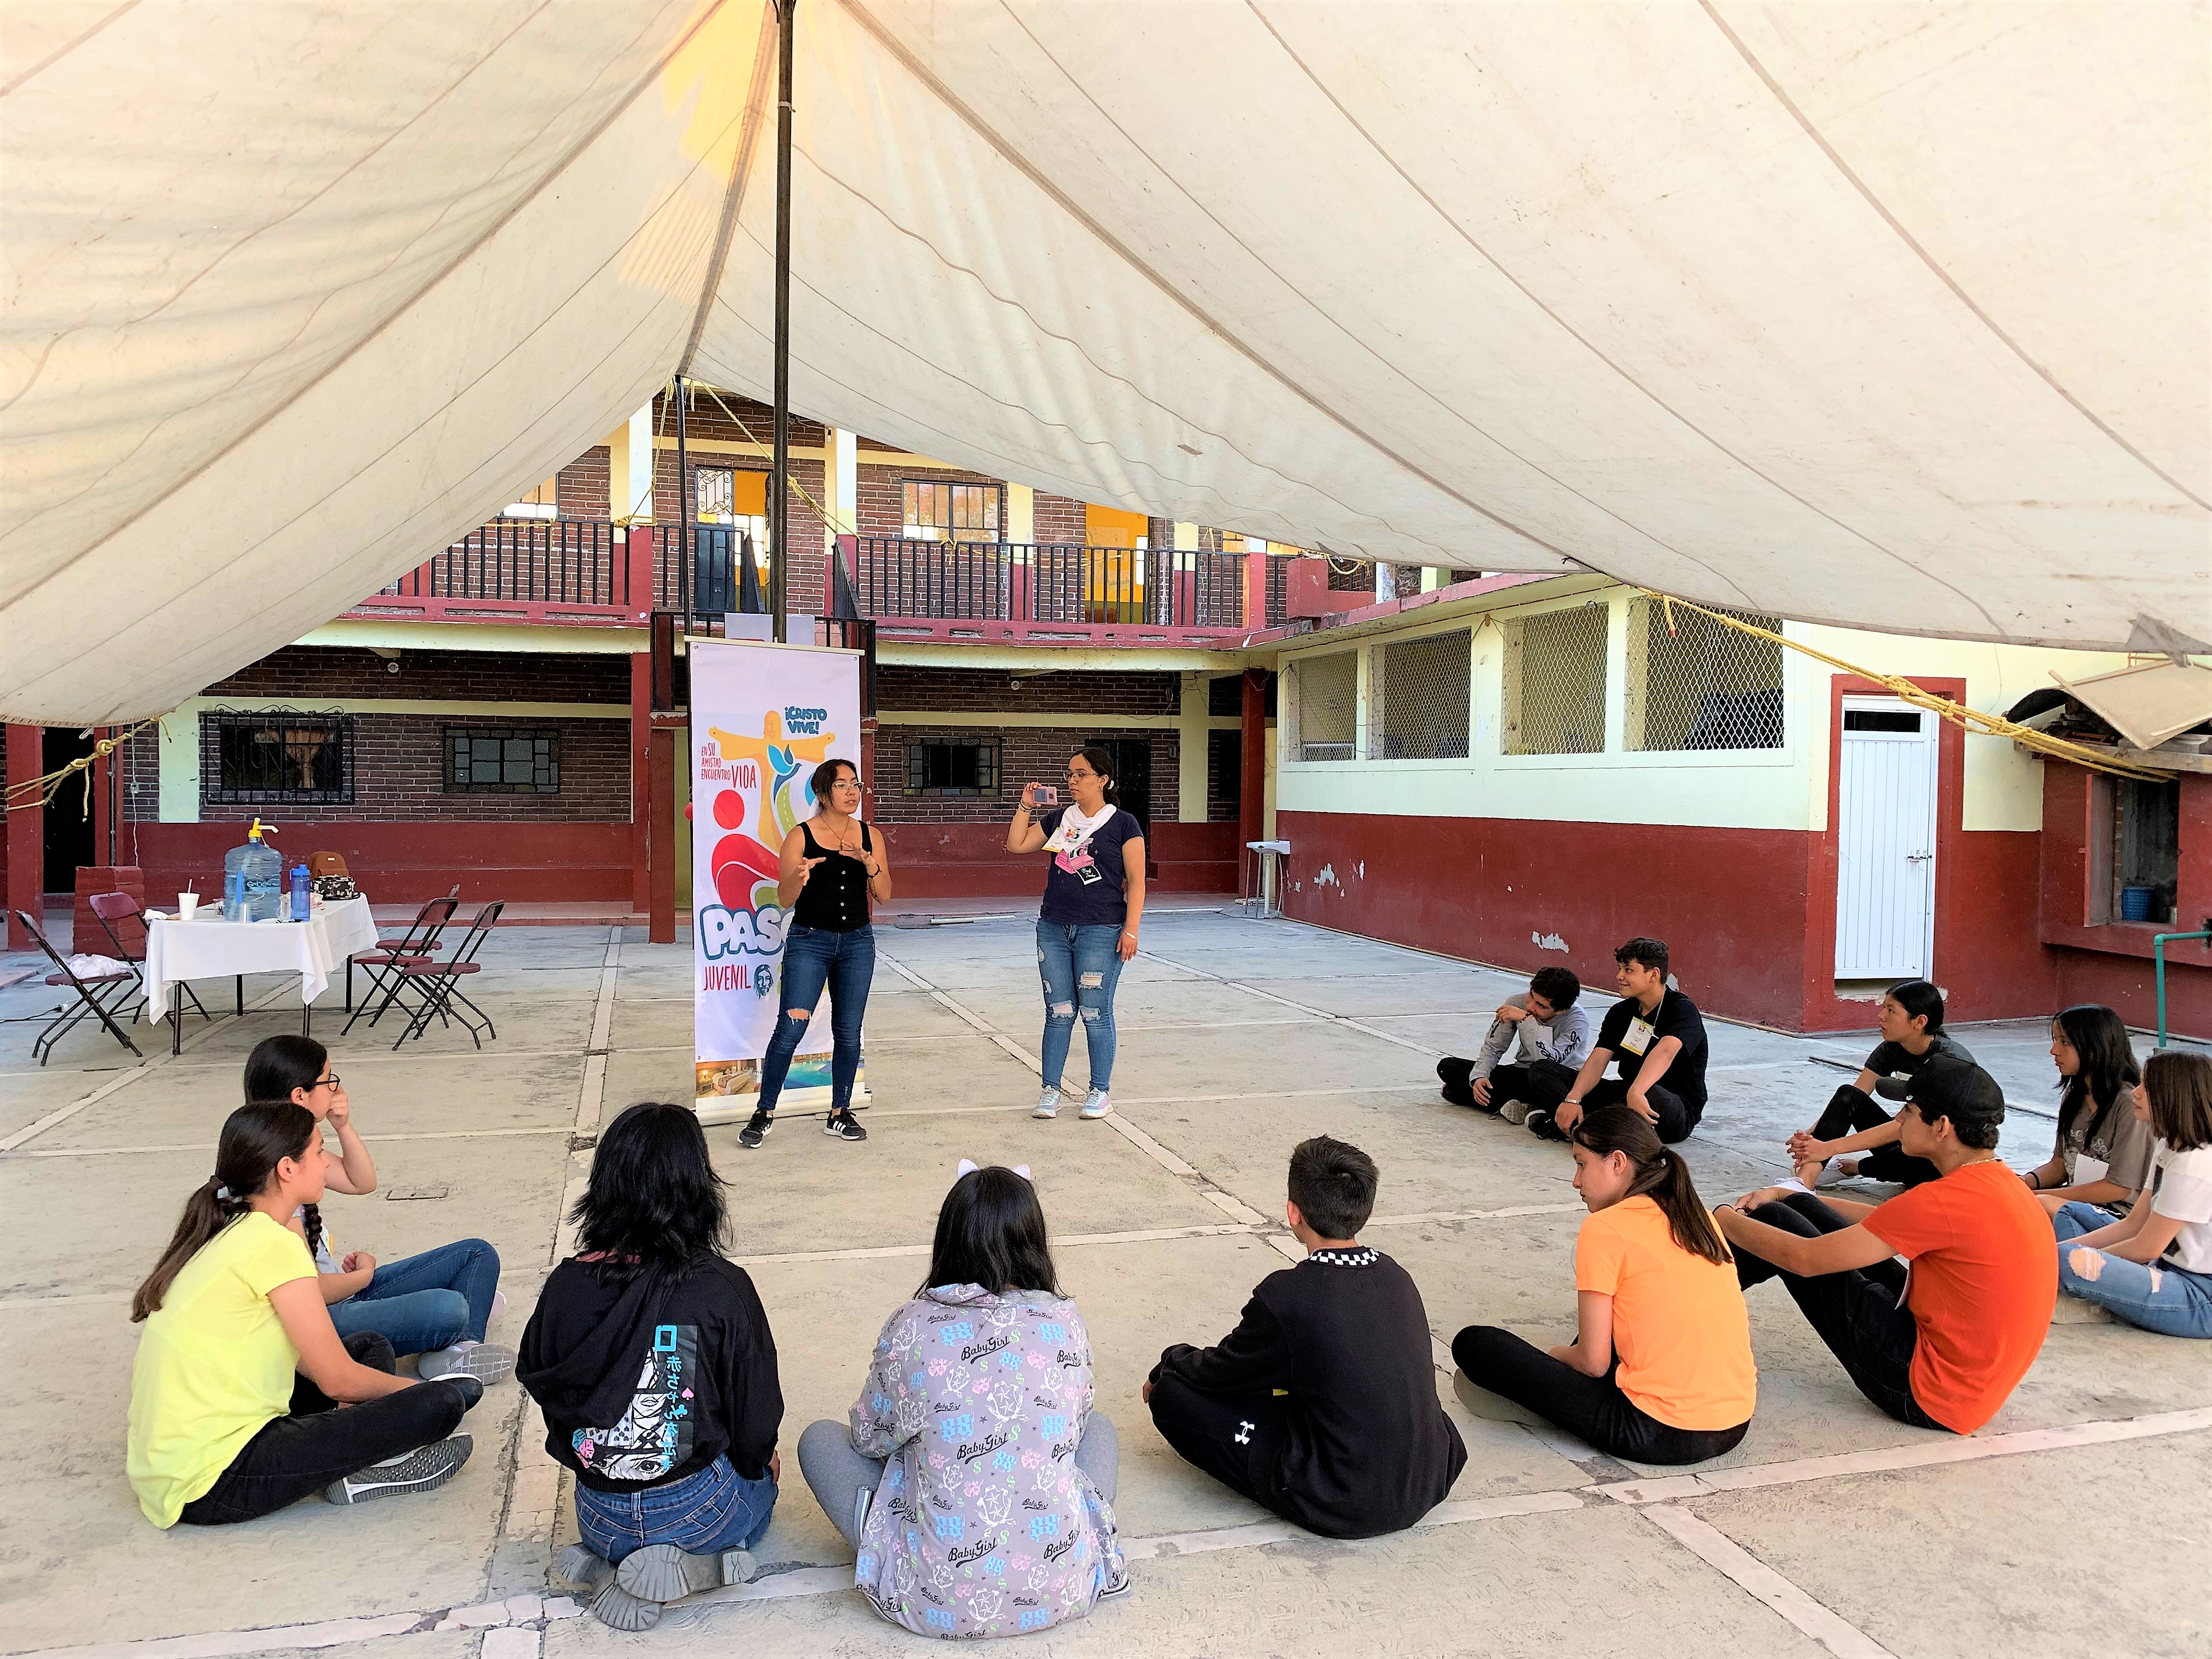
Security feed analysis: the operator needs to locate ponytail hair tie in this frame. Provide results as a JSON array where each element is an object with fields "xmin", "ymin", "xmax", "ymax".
[
  {"xmin": 956, "ymin": 1158, "xmax": 1032, "ymax": 1182},
  {"xmin": 213, "ymin": 1184, "xmax": 232, "ymax": 1201}
]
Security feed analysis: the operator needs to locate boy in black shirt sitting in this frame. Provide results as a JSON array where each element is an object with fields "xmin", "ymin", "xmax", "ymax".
[
  {"xmin": 1144, "ymin": 1136, "xmax": 1465, "ymax": 1539},
  {"xmin": 1531, "ymin": 936, "xmax": 1708, "ymax": 1145}
]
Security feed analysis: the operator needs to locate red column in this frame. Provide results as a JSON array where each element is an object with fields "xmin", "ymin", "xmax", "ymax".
[
  {"xmin": 630, "ymin": 654, "xmax": 652, "ymax": 917},
  {"xmin": 93, "ymin": 727, "xmax": 116, "ymax": 867},
  {"xmin": 5, "ymin": 725, "xmax": 44, "ymax": 947},
  {"xmin": 624, "ymin": 526, "xmax": 656, "ymax": 622},
  {"xmin": 1243, "ymin": 550, "xmax": 1268, "ymax": 630},
  {"xmin": 1239, "ymin": 670, "xmax": 1266, "ymax": 899},
  {"xmin": 648, "ymin": 715, "xmax": 680, "ymax": 944}
]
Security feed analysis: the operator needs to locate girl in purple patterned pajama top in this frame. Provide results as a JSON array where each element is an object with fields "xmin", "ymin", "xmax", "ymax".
[{"xmin": 797, "ymin": 1163, "xmax": 1127, "ymax": 1638}]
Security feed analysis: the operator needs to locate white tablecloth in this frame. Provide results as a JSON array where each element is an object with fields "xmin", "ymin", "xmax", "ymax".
[{"xmin": 141, "ymin": 896, "xmax": 381, "ymax": 1021}]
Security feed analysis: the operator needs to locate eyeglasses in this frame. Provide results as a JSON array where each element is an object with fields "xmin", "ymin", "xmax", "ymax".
[
  {"xmin": 314, "ymin": 1074, "xmax": 341, "ymax": 1090},
  {"xmin": 1064, "ymin": 770, "xmax": 1096, "ymax": 781}
]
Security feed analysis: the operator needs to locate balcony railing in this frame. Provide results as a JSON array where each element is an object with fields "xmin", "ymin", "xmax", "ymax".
[
  {"xmin": 380, "ymin": 519, "xmax": 631, "ymax": 609},
  {"xmin": 845, "ymin": 538, "xmax": 1247, "ymax": 630}
]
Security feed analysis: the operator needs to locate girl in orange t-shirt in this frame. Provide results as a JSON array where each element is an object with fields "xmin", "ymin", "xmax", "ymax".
[{"xmin": 1452, "ymin": 1106, "xmax": 1757, "ymax": 1464}]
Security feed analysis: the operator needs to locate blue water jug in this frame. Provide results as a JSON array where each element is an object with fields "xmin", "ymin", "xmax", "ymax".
[
  {"xmin": 223, "ymin": 867, "xmax": 244, "ymax": 922},
  {"xmin": 224, "ymin": 820, "xmax": 284, "ymax": 922},
  {"xmin": 290, "ymin": 864, "xmax": 311, "ymax": 922}
]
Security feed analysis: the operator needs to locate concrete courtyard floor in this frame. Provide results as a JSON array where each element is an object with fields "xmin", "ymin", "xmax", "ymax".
[{"xmin": 3, "ymin": 907, "xmax": 2208, "ymax": 1659}]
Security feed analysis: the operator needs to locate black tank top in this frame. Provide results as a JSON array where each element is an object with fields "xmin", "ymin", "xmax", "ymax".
[{"xmin": 792, "ymin": 819, "xmax": 874, "ymax": 932}]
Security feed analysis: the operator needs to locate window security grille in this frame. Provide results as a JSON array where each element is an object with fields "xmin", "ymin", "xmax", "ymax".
[
  {"xmin": 1503, "ymin": 606, "xmax": 1608, "ymax": 755},
  {"xmin": 1291, "ymin": 651, "xmax": 1358, "ymax": 761},
  {"xmin": 1369, "ymin": 630, "xmax": 1471, "ymax": 759},
  {"xmin": 447, "ymin": 728, "xmax": 560, "ymax": 793},
  {"xmin": 1626, "ymin": 600, "xmax": 1785, "ymax": 752},
  {"xmin": 905, "ymin": 741, "xmax": 998, "ymax": 795},
  {"xmin": 902, "ymin": 481, "xmax": 1003, "ymax": 540},
  {"xmin": 204, "ymin": 712, "xmax": 354, "ymax": 805}
]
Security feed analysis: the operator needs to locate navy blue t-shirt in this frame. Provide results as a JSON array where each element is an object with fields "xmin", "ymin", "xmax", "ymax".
[{"xmin": 1036, "ymin": 806, "xmax": 1143, "ymax": 927}]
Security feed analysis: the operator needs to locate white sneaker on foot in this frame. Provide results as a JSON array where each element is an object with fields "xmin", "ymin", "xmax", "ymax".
[
  {"xmin": 1499, "ymin": 1098, "xmax": 1533, "ymax": 1126},
  {"xmin": 1079, "ymin": 1088, "xmax": 1113, "ymax": 1120},
  {"xmin": 419, "ymin": 1340, "xmax": 516, "ymax": 1385},
  {"xmin": 321, "ymin": 1436, "xmax": 472, "ymax": 1505},
  {"xmin": 1033, "ymin": 1089, "xmax": 1061, "ymax": 1120}
]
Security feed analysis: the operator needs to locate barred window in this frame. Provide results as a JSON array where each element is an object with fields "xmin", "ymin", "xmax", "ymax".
[
  {"xmin": 1290, "ymin": 651, "xmax": 1358, "ymax": 761},
  {"xmin": 906, "ymin": 740, "xmax": 998, "ymax": 795},
  {"xmin": 902, "ymin": 481, "xmax": 1002, "ymax": 540},
  {"xmin": 1503, "ymin": 606, "xmax": 1608, "ymax": 755},
  {"xmin": 1370, "ymin": 630, "xmax": 1470, "ymax": 759},
  {"xmin": 204, "ymin": 712, "xmax": 354, "ymax": 805},
  {"xmin": 1627, "ymin": 600, "xmax": 1785, "ymax": 752},
  {"xmin": 447, "ymin": 727, "xmax": 560, "ymax": 793}
]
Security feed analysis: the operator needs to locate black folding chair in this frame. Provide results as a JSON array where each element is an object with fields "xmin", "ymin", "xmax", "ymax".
[
  {"xmin": 344, "ymin": 894, "xmax": 459, "ymax": 1034},
  {"xmin": 387, "ymin": 902, "xmax": 503, "ymax": 1050},
  {"xmin": 87, "ymin": 890, "xmax": 210, "ymax": 1026},
  {"xmin": 13, "ymin": 909, "xmax": 142, "ymax": 1065}
]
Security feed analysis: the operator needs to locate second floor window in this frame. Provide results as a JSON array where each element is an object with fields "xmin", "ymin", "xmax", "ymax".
[{"xmin": 903, "ymin": 481, "xmax": 1002, "ymax": 541}]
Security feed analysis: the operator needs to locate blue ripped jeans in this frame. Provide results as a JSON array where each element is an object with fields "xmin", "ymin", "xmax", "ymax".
[
  {"xmin": 2053, "ymin": 1201, "xmax": 2212, "ymax": 1338},
  {"xmin": 1037, "ymin": 921, "xmax": 1125, "ymax": 1093},
  {"xmin": 574, "ymin": 1454, "xmax": 778, "ymax": 1565},
  {"xmin": 758, "ymin": 923, "xmax": 874, "ymax": 1114}
]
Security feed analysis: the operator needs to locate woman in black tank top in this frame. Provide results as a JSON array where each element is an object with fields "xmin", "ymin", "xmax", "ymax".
[{"xmin": 738, "ymin": 759, "xmax": 893, "ymax": 1150}]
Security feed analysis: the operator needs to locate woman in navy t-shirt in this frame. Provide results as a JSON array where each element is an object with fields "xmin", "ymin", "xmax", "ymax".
[{"xmin": 1005, "ymin": 746, "xmax": 1147, "ymax": 1122}]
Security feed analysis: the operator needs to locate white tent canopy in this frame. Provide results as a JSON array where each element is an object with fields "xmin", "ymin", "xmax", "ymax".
[{"xmin": 4, "ymin": 0, "xmax": 2206, "ymax": 724}]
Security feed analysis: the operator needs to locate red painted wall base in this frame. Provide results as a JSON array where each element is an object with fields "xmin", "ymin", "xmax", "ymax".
[{"xmin": 129, "ymin": 823, "xmax": 634, "ymax": 906}]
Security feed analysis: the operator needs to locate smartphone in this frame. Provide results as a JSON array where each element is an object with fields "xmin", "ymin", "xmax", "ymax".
[{"xmin": 1029, "ymin": 783, "xmax": 1058, "ymax": 807}]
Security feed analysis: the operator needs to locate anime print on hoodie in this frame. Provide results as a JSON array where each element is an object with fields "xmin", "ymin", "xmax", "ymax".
[{"xmin": 848, "ymin": 1284, "xmax": 1125, "ymax": 1639}]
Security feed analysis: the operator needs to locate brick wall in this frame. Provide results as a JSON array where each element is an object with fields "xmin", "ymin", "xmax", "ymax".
[
  {"xmin": 873, "ymin": 725, "xmax": 1178, "ymax": 826},
  {"xmin": 557, "ymin": 447, "xmax": 611, "ymax": 521},
  {"xmin": 855, "ymin": 461, "xmax": 1009, "ymax": 540},
  {"xmin": 875, "ymin": 665, "xmax": 1180, "ymax": 715},
  {"xmin": 1034, "ymin": 493, "xmax": 1085, "ymax": 544},
  {"xmin": 203, "ymin": 646, "xmax": 629, "ymax": 704},
  {"xmin": 654, "ymin": 449, "xmax": 826, "ymax": 612}
]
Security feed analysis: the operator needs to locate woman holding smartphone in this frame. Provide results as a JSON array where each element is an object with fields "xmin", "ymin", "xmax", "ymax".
[{"xmin": 1005, "ymin": 747, "xmax": 1146, "ymax": 1122}]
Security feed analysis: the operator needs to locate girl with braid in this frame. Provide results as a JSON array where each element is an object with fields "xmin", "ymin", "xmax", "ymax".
[
  {"xmin": 1453, "ymin": 1105, "xmax": 1757, "ymax": 1464},
  {"xmin": 127, "ymin": 1103, "xmax": 481, "ymax": 1526}
]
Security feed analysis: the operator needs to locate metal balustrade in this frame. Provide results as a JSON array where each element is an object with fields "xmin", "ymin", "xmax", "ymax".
[
  {"xmin": 845, "ymin": 539, "xmax": 1246, "ymax": 629},
  {"xmin": 381, "ymin": 519, "xmax": 628, "ymax": 607}
]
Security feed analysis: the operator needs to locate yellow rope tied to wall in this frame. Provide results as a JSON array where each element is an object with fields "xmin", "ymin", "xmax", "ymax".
[
  {"xmin": 1639, "ymin": 589, "xmax": 2166, "ymax": 782},
  {"xmin": 3, "ymin": 714, "xmax": 170, "ymax": 815}
]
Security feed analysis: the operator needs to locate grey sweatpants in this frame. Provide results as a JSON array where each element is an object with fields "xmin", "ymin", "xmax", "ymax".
[{"xmin": 796, "ymin": 1413, "xmax": 1119, "ymax": 1549}]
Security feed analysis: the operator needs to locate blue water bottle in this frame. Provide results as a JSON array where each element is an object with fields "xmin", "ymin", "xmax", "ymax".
[
  {"xmin": 290, "ymin": 864, "xmax": 311, "ymax": 922},
  {"xmin": 224, "ymin": 867, "xmax": 244, "ymax": 921}
]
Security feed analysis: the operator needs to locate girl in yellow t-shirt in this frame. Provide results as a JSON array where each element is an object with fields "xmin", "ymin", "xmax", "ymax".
[
  {"xmin": 1452, "ymin": 1105, "xmax": 1757, "ymax": 1464},
  {"xmin": 126, "ymin": 1102, "xmax": 479, "ymax": 1528}
]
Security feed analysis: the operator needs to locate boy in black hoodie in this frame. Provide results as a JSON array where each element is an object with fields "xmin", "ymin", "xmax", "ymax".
[{"xmin": 1145, "ymin": 1136, "xmax": 1465, "ymax": 1538}]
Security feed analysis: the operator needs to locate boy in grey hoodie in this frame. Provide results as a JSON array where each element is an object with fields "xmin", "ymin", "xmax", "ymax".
[{"xmin": 1437, "ymin": 966, "xmax": 1589, "ymax": 1125}]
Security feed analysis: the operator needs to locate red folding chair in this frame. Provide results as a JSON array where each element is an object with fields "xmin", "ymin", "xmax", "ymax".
[
  {"xmin": 87, "ymin": 890, "xmax": 210, "ymax": 1026},
  {"xmin": 387, "ymin": 901, "xmax": 503, "ymax": 1050},
  {"xmin": 13, "ymin": 909, "xmax": 142, "ymax": 1065},
  {"xmin": 345, "ymin": 894, "xmax": 459, "ymax": 1033}
]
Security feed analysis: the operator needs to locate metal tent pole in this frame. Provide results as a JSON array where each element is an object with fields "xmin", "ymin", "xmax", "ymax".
[
  {"xmin": 769, "ymin": 0, "xmax": 795, "ymax": 643},
  {"xmin": 675, "ymin": 375, "xmax": 693, "ymax": 644}
]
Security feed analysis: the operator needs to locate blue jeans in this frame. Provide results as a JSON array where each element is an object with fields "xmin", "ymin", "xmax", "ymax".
[
  {"xmin": 328, "ymin": 1238, "xmax": 500, "ymax": 1357},
  {"xmin": 759, "ymin": 923, "xmax": 873, "ymax": 1114},
  {"xmin": 2053, "ymin": 1202, "xmax": 2212, "ymax": 1337},
  {"xmin": 1037, "ymin": 921, "xmax": 1125, "ymax": 1093},
  {"xmin": 574, "ymin": 1454, "xmax": 778, "ymax": 1564}
]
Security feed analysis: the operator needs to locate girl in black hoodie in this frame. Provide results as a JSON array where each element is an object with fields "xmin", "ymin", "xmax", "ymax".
[{"xmin": 518, "ymin": 1103, "xmax": 783, "ymax": 1631}]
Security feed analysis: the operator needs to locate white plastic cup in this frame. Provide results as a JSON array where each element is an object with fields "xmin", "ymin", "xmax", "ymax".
[{"xmin": 176, "ymin": 893, "xmax": 199, "ymax": 921}]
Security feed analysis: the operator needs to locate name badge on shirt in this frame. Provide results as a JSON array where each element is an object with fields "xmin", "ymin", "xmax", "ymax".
[
  {"xmin": 2074, "ymin": 1154, "xmax": 2111, "ymax": 1186},
  {"xmin": 1621, "ymin": 1017, "xmax": 1657, "ymax": 1057}
]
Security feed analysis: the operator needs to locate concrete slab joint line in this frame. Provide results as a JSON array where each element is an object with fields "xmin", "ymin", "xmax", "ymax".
[
  {"xmin": 1132, "ymin": 947, "xmax": 1445, "ymax": 1059},
  {"xmin": 1639, "ymin": 1504, "xmax": 1898, "ymax": 1659}
]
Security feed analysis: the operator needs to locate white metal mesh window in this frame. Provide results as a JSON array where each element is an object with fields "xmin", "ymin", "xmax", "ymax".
[
  {"xmin": 1503, "ymin": 606, "xmax": 1609, "ymax": 755},
  {"xmin": 1627, "ymin": 600, "xmax": 1785, "ymax": 751},
  {"xmin": 1291, "ymin": 651, "xmax": 1358, "ymax": 761},
  {"xmin": 1370, "ymin": 630, "xmax": 1470, "ymax": 759}
]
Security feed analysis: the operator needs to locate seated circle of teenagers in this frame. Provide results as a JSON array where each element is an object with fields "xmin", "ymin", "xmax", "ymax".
[
  {"xmin": 246, "ymin": 1035, "xmax": 514, "ymax": 1384},
  {"xmin": 1145, "ymin": 1136, "xmax": 1465, "ymax": 1539},
  {"xmin": 2021, "ymin": 1005, "xmax": 2153, "ymax": 1220},
  {"xmin": 1786, "ymin": 981, "xmax": 1973, "ymax": 1188},
  {"xmin": 1436, "ymin": 965, "xmax": 1590, "ymax": 1125},
  {"xmin": 1453, "ymin": 1105, "xmax": 1756, "ymax": 1464},
  {"xmin": 2050, "ymin": 1049, "xmax": 2212, "ymax": 1338},
  {"xmin": 1716, "ymin": 1057, "xmax": 2056, "ymax": 1434},
  {"xmin": 797, "ymin": 1161, "xmax": 1126, "ymax": 1639},
  {"xmin": 1530, "ymin": 938, "xmax": 1708, "ymax": 1146},
  {"xmin": 127, "ymin": 1102, "xmax": 482, "ymax": 1527},
  {"xmin": 520, "ymin": 1102, "xmax": 785, "ymax": 1632}
]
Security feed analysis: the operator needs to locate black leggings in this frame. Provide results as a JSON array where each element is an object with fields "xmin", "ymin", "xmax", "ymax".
[
  {"xmin": 1451, "ymin": 1326, "xmax": 1748, "ymax": 1464},
  {"xmin": 1437, "ymin": 1056, "xmax": 1577, "ymax": 1115},
  {"xmin": 1531, "ymin": 1079, "xmax": 1696, "ymax": 1144},
  {"xmin": 178, "ymin": 1333, "xmax": 470, "ymax": 1525},
  {"xmin": 1733, "ymin": 1193, "xmax": 1946, "ymax": 1432},
  {"xmin": 1809, "ymin": 1085, "xmax": 1938, "ymax": 1186}
]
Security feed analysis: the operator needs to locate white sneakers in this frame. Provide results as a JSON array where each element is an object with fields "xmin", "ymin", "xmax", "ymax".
[
  {"xmin": 321, "ymin": 1436, "xmax": 472, "ymax": 1505},
  {"xmin": 1035, "ymin": 1087, "xmax": 1113, "ymax": 1120},
  {"xmin": 419, "ymin": 1340, "xmax": 517, "ymax": 1385}
]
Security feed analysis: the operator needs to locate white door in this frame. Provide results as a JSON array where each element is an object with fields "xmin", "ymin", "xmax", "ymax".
[{"xmin": 1835, "ymin": 698, "xmax": 1938, "ymax": 978}]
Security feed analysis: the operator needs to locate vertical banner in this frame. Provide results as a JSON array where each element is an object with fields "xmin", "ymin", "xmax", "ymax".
[{"xmin": 690, "ymin": 638, "xmax": 865, "ymax": 1116}]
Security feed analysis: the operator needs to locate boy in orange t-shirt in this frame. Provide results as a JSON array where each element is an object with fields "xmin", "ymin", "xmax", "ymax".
[{"xmin": 1715, "ymin": 1058, "xmax": 2055, "ymax": 1434}]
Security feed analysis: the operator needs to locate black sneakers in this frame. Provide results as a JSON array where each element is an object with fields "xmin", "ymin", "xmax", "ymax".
[
  {"xmin": 824, "ymin": 1107, "xmax": 868, "ymax": 1141},
  {"xmin": 737, "ymin": 1107, "xmax": 774, "ymax": 1149},
  {"xmin": 321, "ymin": 1436, "xmax": 472, "ymax": 1505}
]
